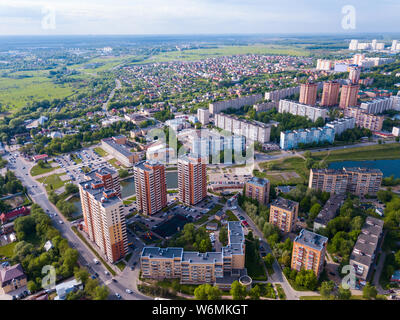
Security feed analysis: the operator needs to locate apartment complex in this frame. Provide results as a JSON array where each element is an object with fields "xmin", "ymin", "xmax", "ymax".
[
  {"xmin": 177, "ymin": 154, "xmax": 207, "ymax": 206},
  {"xmin": 278, "ymin": 100, "xmax": 328, "ymax": 122},
  {"xmin": 215, "ymin": 113, "xmax": 272, "ymax": 143},
  {"xmin": 349, "ymin": 217, "xmax": 384, "ymax": 282},
  {"xmin": 349, "ymin": 65, "xmax": 361, "ymax": 84},
  {"xmin": 360, "ymin": 97, "xmax": 393, "ymax": 114},
  {"xmin": 253, "ymin": 101, "xmax": 276, "ymax": 112},
  {"xmin": 140, "ymin": 221, "xmax": 246, "ymax": 287},
  {"xmin": 299, "ymin": 82, "xmax": 318, "ymax": 106},
  {"xmin": 197, "ymin": 108, "xmax": 210, "ymax": 125},
  {"xmin": 209, "ymin": 94, "xmax": 263, "ymax": 114},
  {"xmin": 339, "ymin": 84, "xmax": 359, "ymax": 109},
  {"xmin": 309, "ymin": 167, "xmax": 383, "ymax": 196},
  {"xmin": 269, "ymin": 197, "xmax": 299, "ymax": 233},
  {"xmin": 316, "ymin": 59, "xmax": 334, "ymax": 71},
  {"xmin": 313, "ymin": 194, "xmax": 346, "ymax": 232},
  {"xmin": 133, "ymin": 161, "xmax": 167, "ymax": 216},
  {"xmin": 280, "ymin": 126, "xmax": 335, "ymax": 150},
  {"xmin": 101, "ymin": 135, "xmax": 140, "ymax": 167},
  {"xmin": 245, "ymin": 177, "xmax": 270, "ymax": 205},
  {"xmin": 321, "ymin": 81, "xmax": 340, "ymax": 107},
  {"xmin": 79, "ymin": 168, "xmax": 127, "ymax": 263},
  {"xmin": 344, "ymin": 106, "xmax": 384, "ymax": 131},
  {"xmin": 326, "ymin": 117, "xmax": 356, "ymax": 136},
  {"xmin": 291, "ymin": 229, "xmax": 328, "ymax": 277},
  {"xmin": 265, "ymin": 86, "xmax": 300, "ymax": 102}
]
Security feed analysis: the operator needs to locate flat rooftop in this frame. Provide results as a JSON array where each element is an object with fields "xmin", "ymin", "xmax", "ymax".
[
  {"xmin": 247, "ymin": 176, "xmax": 270, "ymax": 188},
  {"xmin": 102, "ymin": 137, "xmax": 134, "ymax": 158},
  {"xmin": 294, "ymin": 229, "xmax": 328, "ymax": 252},
  {"xmin": 271, "ymin": 197, "xmax": 298, "ymax": 211},
  {"xmin": 79, "ymin": 180, "xmax": 121, "ymax": 208},
  {"xmin": 141, "ymin": 247, "xmax": 183, "ymax": 259}
]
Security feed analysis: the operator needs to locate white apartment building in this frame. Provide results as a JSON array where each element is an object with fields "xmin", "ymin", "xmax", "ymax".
[
  {"xmin": 360, "ymin": 97, "xmax": 394, "ymax": 114},
  {"xmin": 393, "ymin": 127, "xmax": 400, "ymax": 137},
  {"xmin": 265, "ymin": 86, "xmax": 300, "ymax": 102},
  {"xmin": 326, "ymin": 117, "xmax": 356, "ymax": 136},
  {"xmin": 278, "ymin": 99, "xmax": 328, "ymax": 122},
  {"xmin": 197, "ymin": 108, "xmax": 210, "ymax": 125}
]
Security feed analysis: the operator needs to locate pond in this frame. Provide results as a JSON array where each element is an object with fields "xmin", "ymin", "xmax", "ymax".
[{"xmin": 328, "ymin": 159, "xmax": 400, "ymax": 178}]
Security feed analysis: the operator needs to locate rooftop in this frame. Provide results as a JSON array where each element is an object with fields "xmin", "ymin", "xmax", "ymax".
[
  {"xmin": 294, "ymin": 229, "xmax": 328, "ymax": 252},
  {"xmin": 271, "ymin": 197, "xmax": 298, "ymax": 211},
  {"xmin": 102, "ymin": 137, "xmax": 134, "ymax": 158},
  {"xmin": 247, "ymin": 176, "xmax": 270, "ymax": 188}
]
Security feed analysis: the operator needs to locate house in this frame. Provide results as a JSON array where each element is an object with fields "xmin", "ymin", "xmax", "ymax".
[
  {"xmin": 0, "ymin": 207, "xmax": 30, "ymax": 224},
  {"xmin": 391, "ymin": 270, "xmax": 400, "ymax": 283},
  {"xmin": 32, "ymin": 154, "xmax": 48, "ymax": 162},
  {"xmin": 214, "ymin": 211, "xmax": 226, "ymax": 221},
  {"xmin": 54, "ymin": 279, "xmax": 83, "ymax": 300},
  {"xmin": 206, "ymin": 222, "xmax": 218, "ymax": 231},
  {"xmin": 44, "ymin": 240, "xmax": 54, "ymax": 252},
  {"xmin": 0, "ymin": 264, "xmax": 27, "ymax": 294}
]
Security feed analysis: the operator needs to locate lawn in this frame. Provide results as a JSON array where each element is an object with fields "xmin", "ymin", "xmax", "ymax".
[
  {"xmin": 245, "ymin": 239, "xmax": 267, "ymax": 281},
  {"xmin": 116, "ymin": 260, "xmax": 126, "ymax": 271},
  {"xmin": 0, "ymin": 242, "xmax": 17, "ymax": 259},
  {"xmin": 225, "ymin": 210, "xmax": 239, "ymax": 221},
  {"xmin": 312, "ymin": 144, "xmax": 400, "ymax": 162},
  {"xmin": 94, "ymin": 147, "xmax": 108, "ymax": 157},
  {"xmin": 108, "ymin": 158, "xmax": 123, "ymax": 169},
  {"xmin": 258, "ymin": 156, "xmax": 309, "ymax": 184},
  {"xmin": 37, "ymin": 173, "xmax": 71, "ymax": 192},
  {"xmin": 30, "ymin": 161, "xmax": 58, "ymax": 176},
  {"xmin": 275, "ymin": 283, "xmax": 286, "ymax": 300}
]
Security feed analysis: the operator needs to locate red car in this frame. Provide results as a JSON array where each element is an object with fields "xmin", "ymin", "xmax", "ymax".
[{"xmin": 241, "ymin": 221, "xmax": 249, "ymax": 227}]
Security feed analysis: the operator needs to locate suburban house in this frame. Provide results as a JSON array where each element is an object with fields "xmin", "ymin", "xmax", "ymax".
[
  {"xmin": 0, "ymin": 207, "xmax": 31, "ymax": 225},
  {"xmin": 0, "ymin": 264, "xmax": 27, "ymax": 294}
]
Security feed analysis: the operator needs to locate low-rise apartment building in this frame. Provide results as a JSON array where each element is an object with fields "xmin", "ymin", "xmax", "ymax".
[
  {"xmin": 269, "ymin": 197, "xmax": 299, "ymax": 233},
  {"xmin": 360, "ymin": 97, "xmax": 393, "ymax": 114},
  {"xmin": 140, "ymin": 221, "xmax": 246, "ymax": 288},
  {"xmin": 291, "ymin": 229, "xmax": 328, "ymax": 277},
  {"xmin": 326, "ymin": 117, "xmax": 356, "ymax": 136},
  {"xmin": 278, "ymin": 99, "xmax": 329, "ymax": 122},
  {"xmin": 343, "ymin": 106, "xmax": 384, "ymax": 131},
  {"xmin": 280, "ymin": 126, "xmax": 335, "ymax": 150},
  {"xmin": 101, "ymin": 135, "xmax": 140, "ymax": 167},
  {"xmin": 313, "ymin": 194, "xmax": 346, "ymax": 232},
  {"xmin": 349, "ymin": 217, "xmax": 384, "ymax": 282}
]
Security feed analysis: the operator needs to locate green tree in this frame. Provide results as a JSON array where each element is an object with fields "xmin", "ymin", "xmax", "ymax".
[
  {"xmin": 319, "ymin": 281, "xmax": 335, "ymax": 299},
  {"xmin": 249, "ymin": 285, "xmax": 261, "ymax": 300},
  {"xmin": 263, "ymin": 253, "xmax": 275, "ymax": 268},
  {"xmin": 337, "ymin": 286, "xmax": 352, "ymax": 300},
  {"xmin": 362, "ymin": 283, "xmax": 378, "ymax": 300},
  {"xmin": 219, "ymin": 226, "xmax": 228, "ymax": 246},
  {"xmin": 93, "ymin": 285, "xmax": 109, "ymax": 300},
  {"xmin": 230, "ymin": 280, "xmax": 247, "ymax": 300}
]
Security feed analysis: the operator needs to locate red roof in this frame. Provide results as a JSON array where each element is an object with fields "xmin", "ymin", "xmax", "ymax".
[
  {"xmin": 33, "ymin": 154, "xmax": 48, "ymax": 161},
  {"xmin": 0, "ymin": 206, "xmax": 30, "ymax": 224}
]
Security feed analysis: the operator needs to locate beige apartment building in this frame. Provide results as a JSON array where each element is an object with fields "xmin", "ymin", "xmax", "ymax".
[
  {"xmin": 309, "ymin": 167, "xmax": 383, "ymax": 196},
  {"xmin": 245, "ymin": 177, "xmax": 270, "ymax": 205},
  {"xmin": 344, "ymin": 106, "xmax": 384, "ymax": 131},
  {"xmin": 79, "ymin": 168, "xmax": 128, "ymax": 263},
  {"xmin": 178, "ymin": 154, "xmax": 207, "ymax": 206},
  {"xmin": 339, "ymin": 84, "xmax": 359, "ymax": 109},
  {"xmin": 140, "ymin": 221, "xmax": 246, "ymax": 287},
  {"xmin": 269, "ymin": 197, "xmax": 299, "ymax": 233},
  {"xmin": 133, "ymin": 160, "xmax": 167, "ymax": 216},
  {"xmin": 321, "ymin": 81, "xmax": 340, "ymax": 107},
  {"xmin": 291, "ymin": 229, "xmax": 328, "ymax": 277},
  {"xmin": 299, "ymin": 82, "xmax": 318, "ymax": 106}
]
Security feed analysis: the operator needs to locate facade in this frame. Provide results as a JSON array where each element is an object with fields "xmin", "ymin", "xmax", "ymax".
[
  {"xmin": 0, "ymin": 206, "xmax": 30, "ymax": 224},
  {"xmin": 101, "ymin": 135, "xmax": 139, "ymax": 167},
  {"xmin": 133, "ymin": 161, "xmax": 167, "ymax": 216},
  {"xmin": 215, "ymin": 113, "xmax": 272, "ymax": 143},
  {"xmin": 299, "ymin": 82, "xmax": 318, "ymax": 106},
  {"xmin": 291, "ymin": 229, "xmax": 328, "ymax": 277},
  {"xmin": 197, "ymin": 108, "xmax": 210, "ymax": 125},
  {"xmin": 309, "ymin": 167, "xmax": 383, "ymax": 196},
  {"xmin": 209, "ymin": 94, "xmax": 263, "ymax": 114},
  {"xmin": 177, "ymin": 154, "xmax": 207, "ymax": 206},
  {"xmin": 146, "ymin": 143, "xmax": 175, "ymax": 163},
  {"xmin": 313, "ymin": 194, "xmax": 346, "ymax": 232},
  {"xmin": 269, "ymin": 197, "xmax": 299, "ymax": 233},
  {"xmin": 360, "ymin": 97, "xmax": 393, "ymax": 114},
  {"xmin": 321, "ymin": 81, "xmax": 340, "ymax": 107},
  {"xmin": 349, "ymin": 217, "xmax": 384, "ymax": 282},
  {"xmin": 265, "ymin": 86, "xmax": 300, "ymax": 102},
  {"xmin": 0, "ymin": 264, "xmax": 27, "ymax": 294},
  {"xmin": 253, "ymin": 102, "xmax": 277, "ymax": 112},
  {"xmin": 316, "ymin": 59, "xmax": 334, "ymax": 71},
  {"xmin": 280, "ymin": 126, "xmax": 335, "ymax": 150},
  {"xmin": 344, "ymin": 106, "xmax": 384, "ymax": 131},
  {"xmin": 349, "ymin": 65, "xmax": 361, "ymax": 84},
  {"xmin": 79, "ymin": 169, "xmax": 127, "ymax": 263},
  {"xmin": 245, "ymin": 177, "xmax": 270, "ymax": 205},
  {"xmin": 393, "ymin": 127, "xmax": 400, "ymax": 137},
  {"xmin": 392, "ymin": 94, "xmax": 400, "ymax": 111},
  {"xmin": 339, "ymin": 84, "xmax": 359, "ymax": 109},
  {"xmin": 278, "ymin": 100, "xmax": 328, "ymax": 122},
  {"xmin": 84, "ymin": 167, "xmax": 121, "ymax": 197},
  {"xmin": 140, "ymin": 221, "xmax": 246, "ymax": 287},
  {"xmin": 326, "ymin": 117, "xmax": 356, "ymax": 136}
]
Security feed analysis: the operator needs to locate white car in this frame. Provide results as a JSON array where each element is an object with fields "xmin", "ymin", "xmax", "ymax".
[
  {"xmin": 125, "ymin": 289, "xmax": 133, "ymax": 294},
  {"xmin": 59, "ymin": 220, "xmax": 63, "ymax": 224},
  {"xmin": 104, "ymin": 271, "xmax": 110, "ymax": 276}
]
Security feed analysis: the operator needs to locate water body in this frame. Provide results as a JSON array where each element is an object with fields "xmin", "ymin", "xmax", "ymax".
[
  {"xmin": 328, "ymin": 159, "xmax": 400, "ymax": 178},
  {"xmin": 72, "ymin": 171, "xmax": 178, "ymax": 214}
]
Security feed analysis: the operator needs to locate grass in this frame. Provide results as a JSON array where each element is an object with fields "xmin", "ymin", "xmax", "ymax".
[
  {"xmin": 71, "ymin": 226, "xmax": 116, "ymax": 276},
  {"xmin": 312, "ymin": 144, "xmax": 400, "ymax": 162},
  {"xmin": 108, "ymin": 158, "xmax": 123, "ymax": 169},
  {"xmin": 225, "ymin": 210, "xmax": 239, "ymax": 221},
  {"xmin": 0, "ymin": 242, "xmax": 17, "ymax": 259},
  {"xmin": 94, "ymin": 147, "xmax": 108, "ymax": 157},
  {"xmin": 30, "ymin": 161, "xmax": 58, "ymax": 176},
  {"xmin": 37, "ymin": 173, "xmax": 71, "ymax": 192},
  {"xmin": 245, "ymin": 239, "xmax": 268, "ymax": 281},
  {"xmin": 275, "ymin": 284, "xmax": 286, "ymax": 300},
  {"xmin": 115, "ymin": 260, "xmax": 126, "ymax": 271}
]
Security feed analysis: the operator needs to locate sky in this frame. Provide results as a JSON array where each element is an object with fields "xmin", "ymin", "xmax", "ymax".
[{"xmin": 0, "ymin": 0, "xmax": 399, "ymax": 35}]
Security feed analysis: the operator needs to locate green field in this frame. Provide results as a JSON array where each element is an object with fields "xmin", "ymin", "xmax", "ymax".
[
  {"xmin": 30, "ymin": 161, "xmax": 59, "ymax": 176},
  {"xmin": 37, "ymin": 173, "xmax": 71, "ymax": 192},
  {"xmin": 312, "ymin": 144, "xmax": 400, "ymax": 162},
  {"xmin": 94, "ymin": 147, "xmax": 109, "ymax": 157},
  {"xmin": 0, "ymin": 242, "xmax": 17, "ymax": 259}
]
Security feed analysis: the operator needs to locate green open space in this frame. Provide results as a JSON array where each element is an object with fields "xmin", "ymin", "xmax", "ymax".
[
  {"xmin": 94, "ymin": 147, "xmax": 109, "ymax": 157},
  {"xmin": 37, "ymin": 173, "xmax": 71, "ymax": 192},
  {"xmin": 0, "ymin": 242, "xmax": 17, "ymax": 259},
  {"xmin": 245, "ymin": 239, "xmax": 267, "ymax": 281},
  {"xmin": 30, "ymin": 161, "xmax": 58, "ymax": 176}
]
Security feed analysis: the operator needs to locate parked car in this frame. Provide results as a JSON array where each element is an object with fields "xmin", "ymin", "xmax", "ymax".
[
  {"xmin": 115, "ymin": 293, "xmax": 122, "ymax": 299},
  {"xmin": 125, "ymin": 289, "xmax": 133, "ymax": 294}
]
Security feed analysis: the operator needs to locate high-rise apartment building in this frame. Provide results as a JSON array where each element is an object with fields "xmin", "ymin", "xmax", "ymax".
[
  {"xmin": 339, "ymin": 84, "xmax": 359, "ymax": 109},
  {"xmin": 133, "ymin": 160, "xmax": 167, "ymax": 216},
  {"xmin": 309, "ymin": 167, "xmax": 383, "ymax": 196},
  {"xmin": 321, "ymin": 81, "xmax": 340, "ymax": 106},
  {"xmin": 291, "ymin": 229, "xmax": 328, "ymax": 277},
  {"xmin": 299, "ymin": 82, "xmax": 318, "ymax": 106},
  {"xmin": 79, "ymin": 168, "xmax": 127, "ymax": 263},
  {"xmin": 197, "ymin": 108, "xmax": 210, "ymax": 125},
  {"xmin": 245, "ymin": 177, "xmax": 270, "ymax": 205},
  {"xmin": 269, "ymin": 197, "xmax": 299, "ymax": 233},
  {"xmin": 348, "ymin": 66, "xmax": 361, "ymax": 84},
  {"xmin": 84, "ymin": 167, "xmax": 121, "ymax": 197},
  {"xmin": 177, "ymin": 154, "xmax": 207, "ymax": 206}
]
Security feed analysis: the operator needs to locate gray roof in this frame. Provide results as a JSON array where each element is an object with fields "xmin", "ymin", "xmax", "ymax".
[
  {"xmin": 271, "ymin": 197, "xmax": 298, "ymax": 211},
  {"xmin": 314, "ymin": 194, "xmax": 346, "ymax": 228},
  {"xmin": 182, "ymin": 251, "xmax": 223, "ymax": 264},
  {"xmin": 79, "ymin": 180, "xmax": 122, "ymax": 208},
  {"xmin": 141, "ymin": 247, "xmax": 183, "ymax": 259},
  {"xmin": 247, "ymin": 177, "xmax": 270, "ymax": 188},
  {"xmin": 102, "ymin": 137, "xmax": 134, "ymax": 158},
  {"xmin": 294, "ymin": 229, "xmax": 328, "ymax": 251},
  {"xmin": 0, "ymin": 264, "xmax": 25, "ymax": 286}
]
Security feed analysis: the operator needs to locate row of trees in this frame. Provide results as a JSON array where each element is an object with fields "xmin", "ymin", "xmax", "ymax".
[{"xmin": 66, "ymin": 268, "xmax": 109, "ymax": 300}]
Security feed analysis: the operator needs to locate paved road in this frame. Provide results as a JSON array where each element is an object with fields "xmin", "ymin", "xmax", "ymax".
[
  {"xmin": 5, "ymin": 151, "xmax": 151, "ymax": 300},
  {"xmin": 103, "ymin": 79, "xmax": 121, "ymax": 115}
]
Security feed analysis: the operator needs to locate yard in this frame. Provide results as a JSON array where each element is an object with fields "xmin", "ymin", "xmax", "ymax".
[
  {"xmin": 30, "ymin": 161, "xmax": 58, "ymax": 176},
  {"xmin": 0, "ymin": 242, "xmax": 17, "ymax": 259},
  {"xmin": 93, "ymin": 147, "xmax": 108, "ymax": 157},
  {"xmin": 37, "ymin": 173, "xmax": 71, "ymax": 192}
]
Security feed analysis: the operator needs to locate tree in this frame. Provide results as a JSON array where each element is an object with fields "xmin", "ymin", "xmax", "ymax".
[
  {"xmin": 65, "ymin": 183, "xmax": 79, "ymax": 195},
  {"xmin": 319, "ymin": 281, "xmax": 335, "ymax": 299},
  {"xmin": 249, "ymin": 285, "xmax": 261, "ymax": 300},
  {"xmin": 194, "ymin": 284, "xmax": 222, "ymax": 300},
  {"xmin": 263, "ymin": 253, "xmax": 275, "ymax": 268},
  {"xmin": 337, "ymin": 286, "xmax": 352, "ymax": 300},
  {"xmin": 230, "ymin": 280, "xmax": 247, "ymax": 300},
  {"xmin": 74, "ymin": 268, "xmax": 90, "ymax": 285},
  {"xmin": 219, "ymin": 226, "xmax": 228, "ymax": 246},
  {"xmin": 362, "ymin": 283, "xmax": 377, "ymax": 300},
  {"xmin": 93, "ymin": 285, "xmax": 109, "ymax": 300}
]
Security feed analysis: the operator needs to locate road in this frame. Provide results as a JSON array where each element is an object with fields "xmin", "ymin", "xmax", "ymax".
[
  {"xmin": 103, "ymin": 79, "xmax": 121, "ymax": 115},
  {"xmin": 5, "ymin": 151, "xmax": 151, "ymax": 300}
]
